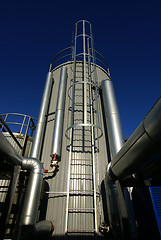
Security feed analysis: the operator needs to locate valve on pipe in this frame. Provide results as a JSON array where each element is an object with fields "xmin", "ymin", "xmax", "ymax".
[{"xmin": 44, "ymin": 66, "xmax": 67, "ymax": 173}]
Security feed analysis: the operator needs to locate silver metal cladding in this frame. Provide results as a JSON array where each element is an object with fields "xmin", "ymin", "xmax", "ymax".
[
  {"xmin": 111, "ymin": 97, "xmax": 161, "ymax": 180},
  {"xmin": 101, "ymin": 78, "xmax": 125, "ymax": 237},
  {"xmin": 51, "ymin": 66, "xmax": 67, "ymax": 158},
  {"xmin": 31, "ymin": 71, "xmax": 53, "ymax": 159},
  {"xmin": 21, "ymin": 157, "xmax": 43, "ymax": 225},
  {"xmin": 101, "ymin": 79, "xmax": 124, "ymax": 159}
]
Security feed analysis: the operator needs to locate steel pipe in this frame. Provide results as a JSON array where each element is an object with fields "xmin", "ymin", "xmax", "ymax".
[
  {"xmin": 101, "ymin": 78, "xmax": 125, "ymax": 236},
  {"xmin": 31, "ymin": 71, "xmax": 53, "ymax": 159},
  {"xmin": 51, "ymin": 66, "xmax": 67, "ymax": 159},
  {"xmin": 0, "ymin": 132, "xmax": 54, "ymax": 239},
  {"xmin": 101, "ymin": 79, "xmax": 124, "ymax": 159},
  {"xmin": 101, "ymin": 79, "xmax": 137, "ymax": 238},
  {"xmin": 20, "ymin": 157, "xmax": 54, "ymax": 239},
  {"xmin": 21, "ymin": 158, "xmax": 43, "ymax": 225},
  {"xmin": 110, "ymin": 97, "xmax": 161, "ymax": 180}
]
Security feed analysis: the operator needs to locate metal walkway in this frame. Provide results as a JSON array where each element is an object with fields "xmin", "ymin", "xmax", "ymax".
[{"xmin": 65, "ymin": 20, "xmax": 102, "ymax": 236}]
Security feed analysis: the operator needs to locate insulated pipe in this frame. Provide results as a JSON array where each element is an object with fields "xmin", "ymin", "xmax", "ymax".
[
  {"xmin": 137, "ymin": 153, "xmax": 161, "ymax": 180},
  {"xmin": 109, "ymin": 97, "xmax": 161, "ymax": 180},
  {"xmin": 31, "ymin": 70, "xmax": 53, "ymax": 159},
  {"xmin": 20, "ymin": 158, "xmax": 54, "ymax": 239},
  {"xmin": 101, "ymin": 79, "xmax": 124, "ymax": 159},
  {"xmin": 101, "ymin": 79, "xmax": 124, "ymax": 236},
  {"xmin": 0, "ymin": 132, "xmax": 54, "ymax": 239},
  {"xmin": 101, "ymin": 79, "xmax": 137, "ymax": 239},
  {"xmin": 50, "ymin": 66, "xmax": 67, "ymax": 159},
  {"xmin": 21, "ymin": 158, "xmax": 44, "ymax": 225}
]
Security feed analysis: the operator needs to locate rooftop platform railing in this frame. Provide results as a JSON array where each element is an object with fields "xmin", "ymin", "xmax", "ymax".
[
  {"xmin": 0, "ymin": 113, "xmax": 37, "ymax": 154},
  {"xmin": 49, "ymin": 46, "xmax": 110, "ymax": 76}
]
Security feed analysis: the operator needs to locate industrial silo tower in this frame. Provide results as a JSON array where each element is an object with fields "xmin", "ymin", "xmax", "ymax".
[
  {"xmin": 0, "ymin": 20, "xmax": 161, "ymax": 240},
  {"xmin": 31, "ymin": 19, "xmax": 112, "ymax": 238}
]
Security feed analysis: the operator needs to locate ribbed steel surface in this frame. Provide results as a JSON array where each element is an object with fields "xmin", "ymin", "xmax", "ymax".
[
  {"xmin": 2, "ymin": 132, "xmax": 33, "ymax": 157},
  {"xmin": 40, "ymin": 62, "xmax": 110, "ymax": 238}
]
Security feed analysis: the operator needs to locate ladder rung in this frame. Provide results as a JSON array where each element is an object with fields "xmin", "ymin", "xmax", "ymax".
[
  {"xmin": 68, "ymin": 208, "xmax": 94, "ymax": 213},
  {"xmin": 70, "ymin": 173, "xmax": 93, "ymax": 175},
  {"xmin": 69, "ymin": 189, "xmax": 93, "ymax": 192},
  {"xmin": 69, "ymin": 208, "xmax": 94, "ymax": 210},
  {"xmin": 70, "ymin": 177, "xmax": 93, "ymax": 180},
  {"xmin": 67, "ymin": 229, "xmax": 95, "ymax": 233},
  {"xmin": 71, "ymin": 158, "xmax": 92, "ymax": 161},
  {"xmin": 71, "ymin": 163, "xmax": 92, "ymax": 166},
  {"xmin": 69, "ymin": 191, "xmax": 94, "ymax": 196}
]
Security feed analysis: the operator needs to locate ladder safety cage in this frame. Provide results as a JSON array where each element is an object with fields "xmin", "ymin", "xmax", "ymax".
[{"xmin": 65, "ymin": 20, "xmax": 103, "ymax": 236}]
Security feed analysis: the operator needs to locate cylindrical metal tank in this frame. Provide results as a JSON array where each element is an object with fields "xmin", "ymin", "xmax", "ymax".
[{"xmin": 38, "ymin": 25, "xmax": 111, "ymax": 236}]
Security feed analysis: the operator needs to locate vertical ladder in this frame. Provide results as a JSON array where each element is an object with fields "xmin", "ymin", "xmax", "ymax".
[
  {"xmin": 65, "ymin": 20, "xmax": 102, "ymax": 237},
  {"xmin": 65, "ymin": 137, "xmax": 98, "ymax": 235}
]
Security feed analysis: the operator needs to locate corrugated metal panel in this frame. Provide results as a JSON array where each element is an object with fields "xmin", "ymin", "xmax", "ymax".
[
  {"xmin": 150, "ymin": 187, "xmax": 161, "ymax": 236},
  {"xmin": 132, "ymin": 186, "xmax": 160, "ymax": 239},
  {"xmin": 2, "ymin": 132, "xmax": 33, "ymax": 157},
  {"xmin": 40, "ymin": 62, "xmax": 109, "ymax": 238}
]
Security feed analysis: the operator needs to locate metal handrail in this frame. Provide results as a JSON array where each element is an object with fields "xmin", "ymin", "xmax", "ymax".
[
  {"xmin": 50, "ymin": 47, "xmax": 73, "ymax": 71},
  {"xmin": 0, "ymin": 113, "xmax": 37, "ymax": 154},
  {"xmin": 50, "ymin": 46, "xmax": 109, "ymax": 74},
  {"xmin": 0, "ymin": 116, "xmax": 23, "ymax": 149},
  {"xmin": 0, "ymin": 113, "xmax": 37, "ymax": 135}
]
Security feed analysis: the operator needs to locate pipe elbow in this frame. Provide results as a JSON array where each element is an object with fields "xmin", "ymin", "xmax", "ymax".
[
  {"xmin": 22, "ymin": 157, "xmax": 44, "ymax": 174},
  {"xmin": 21, "ymin": 220, "xmax": 54, "ymax": 240},
  {"xmin": 105, "ymin": 163, "xmax": 117, "ymax": 183}
]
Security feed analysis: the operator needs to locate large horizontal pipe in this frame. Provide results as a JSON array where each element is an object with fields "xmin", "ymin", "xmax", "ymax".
[
  {"xmin": 109, "ymin": 97, "xmax": 161, "ymax": 180},
  {"xmin": 0, "ymin": 131, "xmax": 54, "ymax": 239},
  {"xmin": 51, "ymin": 66, "xmax": 67, "ymax": 159},
  {"xmin": 31, "ymin": 71, "xmax": 53, "ymax": 159},
  {"xmin": 137, "ymin": 153, "xmax": 161, "ymax": 180}
]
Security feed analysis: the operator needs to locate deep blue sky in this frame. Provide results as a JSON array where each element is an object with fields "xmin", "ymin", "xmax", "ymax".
[{"xmin": 0, "ymin": 0, "xmax": 161, "ymax": 138}]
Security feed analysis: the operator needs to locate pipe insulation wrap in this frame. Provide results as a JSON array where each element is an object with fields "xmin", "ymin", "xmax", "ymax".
[
  {"xmin": 101, "ymin": 79, "xmax": 125, "ymax": 236},
  {"xmin": 111, "ymin": 97, "xmax": 161, "ymax": 180},
  {"xmin": 0, "ymin": 131, "xmax": 54, "ymax": 238},
  {"xmin": 21, "ymin": 158, "xmax": 43, "ymax": 225},
  {"xmin": 102, "ymin": 79, "xmax": 137, "ymax": 238},
  {"xmin": 104, "ymin": 174, "xmax": 121, "ymax": 232},
  {"xmin": 21, "ymin": 158, "xmax": 54, "ymax": 239},
  {"xmin": 51, "ymin": 66, "xmax": 67, "ymax": 158},
  {"xmin": 31, "ymin": 71, "xmax": 53, "ymax": 159},
  {"xmin": 101, "ymin": 79, "xmax": 124, "ymax": 159},
  {"xmin": 21, "ymin": 220, "xmax": 54, "ymax": 240}
]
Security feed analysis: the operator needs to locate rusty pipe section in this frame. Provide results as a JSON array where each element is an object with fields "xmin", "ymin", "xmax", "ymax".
[{"xmin": 0, "ymin": 131, "xmax": 54, "ymax": 239}]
